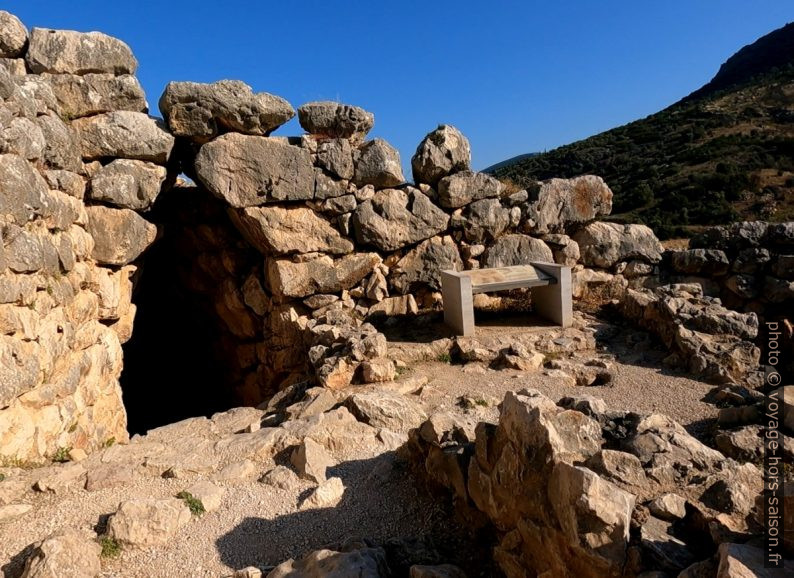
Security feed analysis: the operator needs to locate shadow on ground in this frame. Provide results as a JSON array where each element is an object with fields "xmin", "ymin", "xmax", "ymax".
[{"xmin": 214, "ymin": 452, "xmax": 494, "ymax": 575}]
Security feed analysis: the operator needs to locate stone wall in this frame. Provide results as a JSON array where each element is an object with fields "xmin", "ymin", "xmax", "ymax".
[
  {"xmin": 0, "ymin": 13, "xmax": 174, "ymax": 461},
  {"xmin": 2, "ymin": 10, "xmax": 786, "ymax": 462}
]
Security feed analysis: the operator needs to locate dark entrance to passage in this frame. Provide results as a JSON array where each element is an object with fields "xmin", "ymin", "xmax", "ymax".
[{"xmin": 120, "ymin": 186, "xmax": 242, "ymax": 434}]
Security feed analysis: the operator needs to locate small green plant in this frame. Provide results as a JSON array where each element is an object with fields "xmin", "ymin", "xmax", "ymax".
[
  {"xmin": 104, "ymin": 437, "xmax": 116, "ymax": 448},
  {"xmin": 176, "ymin": 491, "xmax": 205, "ymax": 516},
  {"xmin": 100, "ymin": 536, "xmax": 121, "ymax": 558},
  {"xmin": 52, "ymin": 446, "xmax": 72, "ymax": 463},
  {"xmin": 475, "ymin": 398, "xmax": 489, "ymax": 407},
  {"xmin": 0, "ymin": 473, "xmax": 6, "ymax": 482},
  {"xmin": 436, "ymin": 352, "xmax": 451, "ymax": 363},
  {"xmin": 68, "ymin": 422, "xmax": 77, "ymax": 433}
]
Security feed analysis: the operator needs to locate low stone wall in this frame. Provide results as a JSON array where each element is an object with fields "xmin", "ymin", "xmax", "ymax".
[{"xmin": 405, "ymin": 389, "xmax": 763, "ymax": 577}]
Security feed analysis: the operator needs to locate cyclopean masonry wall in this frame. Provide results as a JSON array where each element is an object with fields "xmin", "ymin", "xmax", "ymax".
[
  {"xmin": 0, "ymin": 13, "xmax": 174, "ymax": 461},
  {"xmin": 1, "ymin": 11, "xmax": 783, "ymax": 463}
]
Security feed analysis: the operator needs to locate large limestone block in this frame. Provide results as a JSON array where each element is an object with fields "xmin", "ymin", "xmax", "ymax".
[
  {"xmin": 412, "ymin": 124, "xmax": 471, "ymax": 186},
  {"xmin": 297, "ymin": 101, "xmax": 374, "ymax": 141},
  {"xmin": 463, "ymin": 198, "xmax": 511, "ymax": 243},
  {"xmin": 526, "ymin": 176, "xmax": 613, "ymax": 234},
  {"xmin": 195, "ymin": 133, "xmax": 315, "ymax": 207},
  {"xmin": 0, "ymin": 11, "xmax": 27, "ymax": 58},
  {"xmin": 344, "ymin": 391, "xmax": 427, "ymax": 433},
  {"xmin": 573, "ymin": 222, "xmax": 663, "ymax": 269},
  {"xmin": 353, "ymin": 188, "xmax": 449, "ymax": 251},
  {"xmin": 353, "ymin": 139, "xmax": 404, "ymax": 188},
  {"xmin": 20, "ymin": 528, "xmax": 102, "ymax": 578},
  {"xmin": 0, "ymin": 335, "xmax": 41, "ymax": 408},
  {"xmin": 548, "ymin": 462, "xmax": 635, "ymax": 568},
  {"xmin": 107, "ymin": 498, "xmax": 192, "ymax": 547},
  {"xmin": 437, "ymin": 170, "xmax": 502, "ymax": 209},
  {"xmin": 391, "ymin": 236, "xmax": 463, "ymax": 293},
  {"xmin": 0, "ymin": 153, "xmax": 49, "ymax": 224},
  {"xmin": 267, "ymin": 253, "xmax": 381, "ymax": 298},
  {"xmin": 26, "ymin": 27, "xmax": 137, "ymax": 75},
  {"xmin": 72, "ymin": 111, "xmax": 174, "ymax": 163},
  {"xmin": 0, "ymin": 116, "xmax": 45, "ymax": 160},
  {"xmin": 89, "ymin": 159, "xmax": 167, "ymax": 210},
  {"xmin": 229, "ymin": 205, "xmax": 353, "ymax": 256},
  {"xmin": 86, "ymin": 205, "xmax": 157, "ymax": 265},
  {"xmin": 482, "ymin": 234, "xmax": 553, "ymax": 268},
  {"xmin": 35, "ymin": 113, "xmax": 83, "ymax": 172},
  {"xmin": 159, "ymin": 80, "xmax": 294, "ymax": 142},
  {"xmin": 42, "ymin": 72, "xmax": 147, "ymax": 119}
]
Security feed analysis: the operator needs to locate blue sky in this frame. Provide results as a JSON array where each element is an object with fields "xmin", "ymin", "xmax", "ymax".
[{"xmin": 5, "ymin": 1, "xmax": 793, "ymax": 173}]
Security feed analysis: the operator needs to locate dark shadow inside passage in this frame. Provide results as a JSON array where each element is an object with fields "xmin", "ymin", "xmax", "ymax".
[{"xmin": 119, "ymin": 186, "xmax": 240, "ymax": 435}]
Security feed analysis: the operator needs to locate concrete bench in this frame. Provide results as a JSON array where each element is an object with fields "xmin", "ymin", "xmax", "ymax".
[{"xmin": 440, "ymin": 262, "xmax": 572, "ymax": 336}]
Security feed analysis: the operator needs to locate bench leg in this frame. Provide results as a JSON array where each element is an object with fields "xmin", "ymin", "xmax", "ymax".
[
  {"xmin": 529, "ymin": 262, "xmax": 573, "ymax": 327},
  {"xmin": 441, "ymin": 271, "xmax": 474, "ymax": 336}
]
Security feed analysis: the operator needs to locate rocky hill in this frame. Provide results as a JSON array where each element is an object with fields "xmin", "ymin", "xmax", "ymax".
[{"xmin": 489, "ymin": 22, "xmax": 794, "ymax": 238}]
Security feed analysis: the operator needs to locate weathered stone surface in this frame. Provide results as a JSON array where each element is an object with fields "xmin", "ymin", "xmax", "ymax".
[
  {"xmin": 345, "ymin": 391, "xmax": 427, "ymax": 433},
  {"xmin": 20, "ymin": 528, "xmax": 102, "ymax": 578},
  {"xmin": 716, "ymin": 543, "xmax": 775, "ymax": 577},
  {"xmin": 316, "ymin": 138, "xmax": 354, "ymax": 180},
  {"xmin": 648, "ymin": 493, "xmax": 686, "ymax": 520},
  {"xmin": 359, "ymin": 358, "xmax": 397, "ymax": 383},
  {"xmin": 437, "ymin": 170, "xmax": 502, "ymax": 209},
  {"xmin": 107, "ymin": 498, "xmax": 192, "ymax": 547},
  {"xmin": 72, "ymin": 111, "xmax": 174, "ymax": 163},
  {"xmin": 586, "ymin": 449, "xmax": 647, "ymax": 488},
  {"xmin": 353, "ymin": 139, "xmax": 405, "ymax": 188},
  {"xmin": 573, "ymin": 222, "xmax": 663, "ymax": 268},
  {"xmin": 229, "ymin": 206, "xmax": 353, "ymax": 256},
  {"xmin": 544, "ymin": 234, "xmax": 580, "ymax": 266},
  {"xmin": 42, "ymin": 73, "xmax": 147, "ymax": 119},
  {"xmin": 84, "ymin": 463, "xmax": 134, "ymax": 491},
  {"xmin": 548, "ymin": 462, "xmax": 635, "ymax": 568},
  {"xmin": 195, "ymin": 133, "xmax": 315, "ymax": 207},
  {"xmin": 0, "ymin": 153, "xmax": 49, "ymax": 224},
  {"xmin": 185, "ymin": 481, "xmax": 225, "ymax": 513},
  {"xmin": 391, "ymin": 236, "xmax": 462, "ymax": 293},
  {"xmin": 89, "ymin": 159, "xmax": 166, "ymax": 210},
  {"xmin": 670, "ymin": 249, "xmax": 730, "ymax": 276},
  {"xmin": 297, "ymin": 101, "xmax": 374, "ymax": 140},
  {"xmin": 411, "ymin": 389, "xmax": 625, "ymax": 577},
  {"xmin": 0, "ymin": 11, "xmax": 27, "ymax": 58},
  {"xmin": 412, "ymin": 125, "xmax": 471, "ymax": 186},
  {"xmin": 0, "ymin": 503, "xmax": 33, "ymax": 521},
  {"xmin": 26, "ymin": 27, "xmax": 137, "ymax": 75},
  {"xmin": 481, "ymin": 234, "xmax": 553, "ymax": 268},
  {"xmin": 34, "ymin": 463, "xmax": 86, "ymax": 494},
  {"xmin": 36, "ymin": 113, "xmax": 83, "ymax": 172},
  {"xmin": 463, "ymin": 198, "xmax": 510, "ymax": 243},
  {"xmin": 526, "ymin": 176, "xmax": 613, "ymax": 234},
  {"xmin": 86, "ymin": 205, "xmax": 157, "ymax": 265},
  {"xmin": 0, "ymin": 116, "xmax": 45, "ymax": 160},
  {"xmin": 267, "ymin": 253, "xmax": 381, "ymax": 298},
  {"xmin": 259, "ymin": 465, "xmax": 300, "ymax": 491},
  {"xmin": 300, "ymin": 476, "xmax": 345, "ymax": 509},
  {"xmin": 159, "ymin": 80, "xmax": 294, "ymax": 142},
  {"xmin": 367, "ymin": 294, "xmax": 418, "ymax": 317},
  {"xmin": 353, "ymin": 188, "xmax": 449, "ymax": 251},
  {"xmin": 268, "ymin": 545, "xmax": 389, "ymax": 578},
  {"xmin": 291, "ymin": 437, "xmax": 333, "ymax": 483}
]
